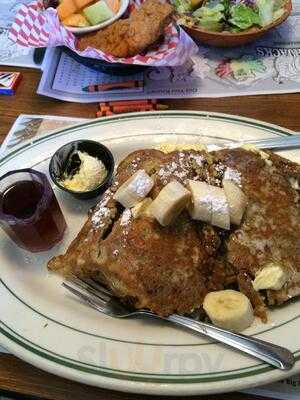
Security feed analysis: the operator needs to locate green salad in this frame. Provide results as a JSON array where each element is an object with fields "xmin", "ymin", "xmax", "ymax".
[{"xmin": 173, "ymin": 0, "xmax": 287, "ymax": 32}]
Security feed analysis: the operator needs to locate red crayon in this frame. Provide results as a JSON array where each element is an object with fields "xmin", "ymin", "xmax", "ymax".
[
  {"xmin": 100, "ymin": 104, "xmax": 168, "ymax": 114},
  {"xmin": 96, "ymin": 110, "xmax": 114, "ymax": 117},
  {"xmin": 99, "ymin": 99, "xmax": 157, "ymax": 108},
  {"xmin": 83, "ymin": 80, "xmax": 143, "ymax": 92}
]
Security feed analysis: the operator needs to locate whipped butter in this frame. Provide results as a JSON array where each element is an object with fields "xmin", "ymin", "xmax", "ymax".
[{"xmin": 62, "ymin": 151, "xmax": 107, "ymax": 192}]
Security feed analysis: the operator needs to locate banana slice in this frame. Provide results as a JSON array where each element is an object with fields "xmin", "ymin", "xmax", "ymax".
[
  {"xmin": 203, "ymin": 290, "xmax": 254, "ymax": 332},
  {"xmin": 187, "ymin": 181, "xmax": 230, "ymax": 229},
  {"xmin": 253, "ymin": 263, "xmax": 289, "ymax": 291},
  {"xmin": 113, "ymin": 170, "xmax": 154, "ymax": 209},
  {"xmin": 131, "ymin": 198, "xmax": 153, "ymax": 219},
  {"xmin": 149, "ymin": 180, "xmax": 190, "ymax": 226},
  {"xmin": 187, "ymin": 181, "xmax": 212, "ymax": 223},
  {"xmin": 210, "ymin": 186, "xmax": 230, "ymax": 230},
  {"xmin": 223, "ymin": 180, "xmax": 247, "ymax": 225}
]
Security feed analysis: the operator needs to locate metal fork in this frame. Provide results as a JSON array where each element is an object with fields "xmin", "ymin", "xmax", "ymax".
[
  {"xmin": 62, "ymin": 275, "xmax": 295, "ymax": 371},
  {"xmin": 232, "ymin": 134, "xmax": 300, "ymax": 150}
]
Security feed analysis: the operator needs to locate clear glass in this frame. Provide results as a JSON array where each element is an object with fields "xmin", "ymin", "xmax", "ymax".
[{"xmin": 0, "ymin": 169, "xmax": 66, "ymax": 252}]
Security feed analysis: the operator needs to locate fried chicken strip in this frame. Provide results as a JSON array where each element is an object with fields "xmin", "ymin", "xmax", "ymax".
[{"xmin": 77, "ymin": 0, "xmax": 174, "ymax": 57}]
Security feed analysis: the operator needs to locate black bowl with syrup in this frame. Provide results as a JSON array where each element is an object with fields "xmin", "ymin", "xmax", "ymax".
[{"xmin": 49, "ymin": 140, "xmax": 115, "ymax": 199}]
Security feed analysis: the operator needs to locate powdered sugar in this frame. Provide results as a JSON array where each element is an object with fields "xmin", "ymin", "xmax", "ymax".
[
  {"xmin": 128, "ymin": 170, "xmax": 154, "ymax": 198},
  {"xmin": 158, "ymin": 154, "xmax": 191, "ymax": 185},
  {"xmin": 158, "ymin": 152, "xmax": 206, "ymax": 185},
  {"xmin": 224, "ymin": 167, "xmax": 242, "ymax": 186},
  {"xmin": 120, "ymin": 209, "xmax": 132, "ymax": 226},
  {"xmin": 131, "ymin": 157, "xmax": 141, "ymax": 170},
  {"xmin": 120, "ymin": 209, "xmax": 132, "ymax": 249},
  {"xmin": 91, "ymin": 193, "xmax": 111, "ymax": 228},
  {"xmin": 190, "ymin": 154, "xmax": 204, "ymax": 167},
  {"xmin": 215, "ymin": 164, "xmax": 226, "ymax": 173}
]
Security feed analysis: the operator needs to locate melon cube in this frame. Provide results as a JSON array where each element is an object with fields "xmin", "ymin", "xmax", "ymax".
[
  {"xmin": 63, "ymin": 13, "xmax": 90, "ymax": 26},
  {"xmin": 57, "ymin": 0, "xmax": 77, "ymax": 20},
  {"xmin": 104, "ymin": 0, "xmax": 120, "ymax": 14},
  {"xmin": 83, "ymin": 0, "xmax": 114, "ymax": 25},
  {"xmin": 74, "ymin": 0, "xmax": 94, "ymax": 8}
]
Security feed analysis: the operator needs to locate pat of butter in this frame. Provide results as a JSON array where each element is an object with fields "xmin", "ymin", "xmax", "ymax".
[
  {"xmin": 62, "ymin": 151, "xmax": 107, "ymax": 192},
  {"xmin": 252, "ymin": 263, "xmax": 288, "ymax": 291}
]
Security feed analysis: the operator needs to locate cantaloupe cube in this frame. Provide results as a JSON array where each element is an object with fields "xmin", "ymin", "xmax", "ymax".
[
  {"xmin": 74, "ymin": 0, "xmax": 94, "ymax": 8},
  {"xmin": 104, "ymin": 0, "xmax": 120, "ymax": 14},
  {"xmin": 83, "ymin": 1, "xmax": 114, "ymax": 25},
  {"xmin": 63, "ymin": 13, "xmax": 90, "ymax": 26},
  {"xmin": 57, "ymin": 0, "xmax": 77, "ymax": 20}
]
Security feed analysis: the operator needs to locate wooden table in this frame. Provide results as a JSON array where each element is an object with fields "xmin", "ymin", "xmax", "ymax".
[{"xmin": 0, "ymin": 67, "xmax": 298, "ymax": 400}]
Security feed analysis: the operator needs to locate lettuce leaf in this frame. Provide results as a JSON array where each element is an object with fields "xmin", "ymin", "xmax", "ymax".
[
  {"xmin": 229, "ymin": 4, "xmax": 261, "ymax": 30},
  {"xmin": 193, "ymin": 3, "xmax": 225, "ymax": 32},
  {"xmin": 256, "ymin": 0, "xmax": 274, "ymax": 25},
  {"xmin": 257, "ymin": 0, "xmax": 286, "ymax": 26},
  {"xmin": 172, "ymin": 0, "xmax": 193, "ymax": 14},
  {"xmin": 176, "ymin": 0, "xmax": 286, "ymax": 32}
]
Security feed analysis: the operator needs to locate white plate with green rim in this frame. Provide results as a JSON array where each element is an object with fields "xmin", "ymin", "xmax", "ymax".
[{"xmin": 0, "ymin": 111, "xmax": 299, "ymax": 396}]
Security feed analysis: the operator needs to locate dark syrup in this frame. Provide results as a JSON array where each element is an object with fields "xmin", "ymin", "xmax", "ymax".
[
  {"xmin": 0, "ymin": 180, "xmax": 66, "ymax": 252},
  {"xmin": 2, "ymin": 180, "xmax": 43, "ymax": 219}
]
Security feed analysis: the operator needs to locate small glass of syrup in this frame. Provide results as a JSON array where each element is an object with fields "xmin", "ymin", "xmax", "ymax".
[{"xmin": 0, "ymin": 169, "xmax": 66, "ymax": 252}]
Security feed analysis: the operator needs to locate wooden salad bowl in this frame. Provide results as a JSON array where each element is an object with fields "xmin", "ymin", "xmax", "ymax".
[{"xmin": 181, "ymin": 0, "xmax": 292, "ymax": 47}]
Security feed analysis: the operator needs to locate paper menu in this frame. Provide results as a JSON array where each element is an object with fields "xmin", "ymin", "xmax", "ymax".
[
  {"xmin": 0, "ymin": 114, "xmax": 89, "ymax": 155},
  {"xmin": 0, "ymin": 1, "xmax": 38, "ymax": 68},
  {"xmin": 52, "ymin": 52, "xmax": 144, "ymax": 95},
  {"xmin": 243, "ymin": 375, "xmax": 300, "ymax": 400}
]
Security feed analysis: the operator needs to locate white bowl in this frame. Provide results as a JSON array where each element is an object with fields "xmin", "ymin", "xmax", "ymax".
[{"xmin": 64, "ymin": 0, "xmax": 129, "ymax": 35}]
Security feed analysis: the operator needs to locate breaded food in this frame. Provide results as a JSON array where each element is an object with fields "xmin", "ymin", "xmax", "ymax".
[
  {"xmin": 77, "ymin": 0, "xmax": 174, "ymax": 57},
  {"xmin": 126, "ymin": 0, "xmax": 174, "ymax": 56},
  {"xmin": 48, "ymin": 148, "xmax": 224, "ymax": 316},
  {"xmin": 78, "ymin": 20, "xmax": 131, "ymax": 57},
  {"xmin": 211, "ymin": 148, "xmax": 300, "ymax": 320},
  {"xmin": 48, "ymin": 149, "xmax": 164, "ymax": 279},
  {"xmin": 91, "ymin": 213, "xmax": 216, "ymax": 316},
  {"xmin": 48, "ymin": 147, "xmax": 300, "ymax": 320}
]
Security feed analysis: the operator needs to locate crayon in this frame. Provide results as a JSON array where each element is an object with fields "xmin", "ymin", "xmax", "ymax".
[
  {"xmin": 99, "ymin": 99, "xmax": 157, "ymax": 108},
  {"xmin": 96, "ymin": 110, "xmax": 114, "ymax": 117},
  {"xmin": 100, "ymin": 104, "xmax": 168, "ymax": 113},
  {"xmin": 83, "ymin": 80, "xmax": 143, "ymax": 92}
]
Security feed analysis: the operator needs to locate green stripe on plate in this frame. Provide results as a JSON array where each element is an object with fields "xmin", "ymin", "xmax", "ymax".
[{"xmin": 2, "ymin": 319, "xmax": 299, "ymax": 383}]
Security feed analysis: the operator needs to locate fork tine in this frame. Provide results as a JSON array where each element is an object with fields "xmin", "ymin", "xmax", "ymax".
[
  {"xmin": 89, "ymin": 278, "xmax": 114, "ymax": 296},
  {"xmin": 62, "ymin": 282, "xmax": 107, "ymax": 313},
  {"xmin": 69, "ymin": 273, "xmax": 113, "ymax": 296},
  {"xmin": 67, "ymin": 274, "xmax": 112, "ymax": 302}
]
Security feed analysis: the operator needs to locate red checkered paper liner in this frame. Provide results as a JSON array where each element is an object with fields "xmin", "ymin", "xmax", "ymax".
[{"xmin": 9, "ymin": 0, "xmax": 198, "ymax": 66}]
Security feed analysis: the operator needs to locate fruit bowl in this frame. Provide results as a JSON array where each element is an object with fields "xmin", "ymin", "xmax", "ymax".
[
  {"xmin": 179, "ymin": 0, "xmax": 292, "ymax": 47},
  {"xmin": 58, "ymin": 0, "xmax": 129, "ymax": 35}
]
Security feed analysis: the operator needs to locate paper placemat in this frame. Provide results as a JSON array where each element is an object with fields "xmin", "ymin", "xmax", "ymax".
[
  {"xmin": 0, "ymin": 114, "xmax": 89, "ymax": 155},
  {"xmin": 37, "ymin": 0, "xmax": 300, "ymax": 102},
  {"xmin": 0, "ymin": 1, "xmax": 41, "ymax": 68}
]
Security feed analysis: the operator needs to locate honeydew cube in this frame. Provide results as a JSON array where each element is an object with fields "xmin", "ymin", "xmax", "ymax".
[{"xmin": 83, "ymin": 0, "xmax": 114, "ymax": 25}]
